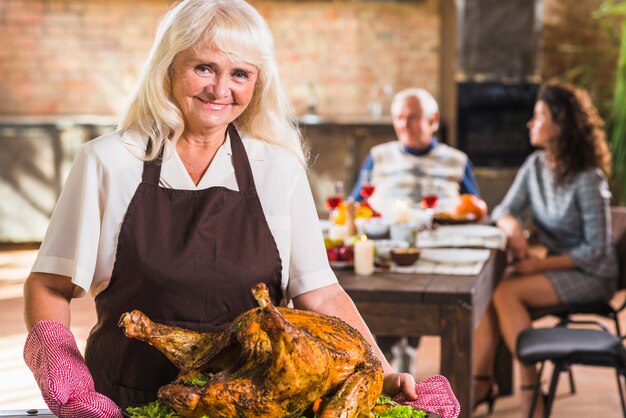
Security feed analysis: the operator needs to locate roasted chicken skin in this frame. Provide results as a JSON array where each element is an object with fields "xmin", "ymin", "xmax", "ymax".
[{"xmin": 119, "ymin": 283, "xmax": 383, "ymax": 418}]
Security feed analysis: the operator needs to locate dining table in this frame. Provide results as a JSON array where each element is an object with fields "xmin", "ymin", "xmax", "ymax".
[{"xmin": 334, "ymin": 248, "xmax": 510, "ymax": 418}]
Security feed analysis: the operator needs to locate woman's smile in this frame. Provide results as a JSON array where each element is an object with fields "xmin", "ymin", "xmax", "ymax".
[{"xmin": 194, "ymin": 96, "xmax": 232, "ymax": 109}]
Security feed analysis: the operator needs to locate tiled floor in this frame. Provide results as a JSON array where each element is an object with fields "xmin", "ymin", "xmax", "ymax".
[{"xmin": 0, "ymin": 249, "xmax": 621, "ymax": 416}]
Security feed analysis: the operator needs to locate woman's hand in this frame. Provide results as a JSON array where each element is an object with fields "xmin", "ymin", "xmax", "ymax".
[
  {"xmin": 383, "ymin": 371, "xmax": 417, "ymax": 400},
  {"xmin": 507, "ymin": 232, "xmax": 529, "ymax": 262},
  {"xmin": 511, "ymin": 256, "xmax": 543, "ymax": 275},
  {"xmin": 511, "ymin": 254, "xmax": 575, "ymax": 276},
  {"xmin": 394, "ymin": 375, "xmax": 461, "ymax": 418},
  {"xmin": 24, "ymin": 320, "xmax": 122, "ymax": 418},
  {"xmin": 23, "ymin": 274, "xmax": 121, "ymax": 418},
  {"xmin": 497, "ymin": 215, "xmax": 529, "ymax": 262}
]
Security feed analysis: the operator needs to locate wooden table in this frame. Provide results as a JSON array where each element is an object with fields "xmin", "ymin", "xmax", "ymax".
[{"xmin": 335, "ymin": 250, "xmax": 509, "ymax": 418}]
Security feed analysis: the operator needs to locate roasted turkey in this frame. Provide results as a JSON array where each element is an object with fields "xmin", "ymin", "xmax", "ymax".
[{"xmin": 118, "ymin": 282, "xmax": 384, "ymax": 418}]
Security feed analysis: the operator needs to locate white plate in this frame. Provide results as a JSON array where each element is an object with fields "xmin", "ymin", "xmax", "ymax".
[
  {"xmin": 420, "ymin": 248, "xmax": 490, "ymax": 264},
  {"xmin": 437, "ymin": 225, "xmax": 502, "ymax": 238}
]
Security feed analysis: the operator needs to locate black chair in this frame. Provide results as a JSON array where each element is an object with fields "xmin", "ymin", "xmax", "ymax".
[
  {"xmin": 515, "ymin": 206, "xmax": 626, "ymax": 417},
  {"xmin": 517, "ymin": 326, "xmax": 626, "ymax": 417},
  {"xmin": 527, "ymin": 207, "xmax": 626, "ymax": 394}
]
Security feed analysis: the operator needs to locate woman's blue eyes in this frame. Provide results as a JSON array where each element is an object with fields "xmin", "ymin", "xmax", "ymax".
[
  {"xmin": 194, "ymin": 65, "xmax": 212, "ymax": 75},
  {"xmin": 193, "ymin": 65, "xmax": 248, "ymax": 80}
]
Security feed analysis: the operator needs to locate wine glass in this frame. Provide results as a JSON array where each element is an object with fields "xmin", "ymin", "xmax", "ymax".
[
  {"xmin": 359, "ymin": 170, "xmax": 375, "ymax": 209},
  {"xmin": 325, "ymin": 181, "xmax": 344, "ymax": 222},
  {"xmin": 421, "ymin": 194, "xmax": 438, "ymax": 212},
  {"xmin": 421, "ymin": 181, "xmax": 438, "ymax": 234}
]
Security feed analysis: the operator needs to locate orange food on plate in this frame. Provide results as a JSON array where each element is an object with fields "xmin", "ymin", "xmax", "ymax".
[
  {"xmin": 455, "ymin": 194, "xmax": 488, "ymax": 220},
  {"xmin": 434, "ymin": 212, "xmax": 472, "ymax": 222}
]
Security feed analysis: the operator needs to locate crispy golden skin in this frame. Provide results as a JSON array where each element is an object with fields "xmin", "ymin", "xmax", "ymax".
[{"xmin": 119, "ymin": 283, "xmax": 383, "ymax": 418}]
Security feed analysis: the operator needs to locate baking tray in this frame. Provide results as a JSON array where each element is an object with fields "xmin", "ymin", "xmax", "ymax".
[
  {"xmin": 0, "ymin": 406, "xmax": 439, "ymax": 417},
  {"xmin": 0, "ymin": 409, "xmax": 55, "ymax": 417}
]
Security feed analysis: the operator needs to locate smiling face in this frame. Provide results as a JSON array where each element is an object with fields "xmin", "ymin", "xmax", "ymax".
[
  {"xmin": 527, "ymin": 100, "xmax": 560, "ymax": 148},
  {"xmin": 170, "ymin": 46, "xmax": 259, "ymax": 138},
  {"xmin": 391, "ymin": 96, "xmax": 438, "ymax": 150}
]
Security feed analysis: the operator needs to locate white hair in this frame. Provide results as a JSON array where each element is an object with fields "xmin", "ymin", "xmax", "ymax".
[
  {"xmin": 391, "ymin": 87, "xmax": 440, "ymax": 131},
  {"xmin": 118, "ymin": 0, "xmax": 306, "ymax": 164}
]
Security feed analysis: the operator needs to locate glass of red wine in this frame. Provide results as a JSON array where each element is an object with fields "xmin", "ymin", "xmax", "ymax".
[
  {"xmin": 325, "ymin": 181, "xmax": 344, "ymax": 222},
  {"xmin": 421, "ymin": 194, "xmax": 438, "ymax": 211},
  {"xmin": 359, "ymin": 170, "xmax": 375, "ymax": 209},
  {"xmin": 421, "ymin": 182, "xmax": 438, "ymax": 234}
]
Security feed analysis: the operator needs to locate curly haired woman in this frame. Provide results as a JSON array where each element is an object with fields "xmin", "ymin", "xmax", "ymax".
[{"xmin": 471, "ymin": 82, "xmax": 618, "ymax": 418}]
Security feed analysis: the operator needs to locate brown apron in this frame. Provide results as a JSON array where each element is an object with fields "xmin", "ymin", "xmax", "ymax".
[{"xmin": 84, "ymin": 124, "xmax": 283, "ymax": 407}]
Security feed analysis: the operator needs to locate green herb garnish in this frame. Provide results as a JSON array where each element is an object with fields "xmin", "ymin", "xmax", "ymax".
[
  {"xmin": 126, "ymin": 394, "xmax": 424, "ymax": 418},
  {"xmin": 372, "ymin": 395, "xmax": 428, "ymax": 418},
  {"xmin": 376, "ymin": 394, "xmax": 395, "ymax": 405},
  {"xmin": 374, "ymin": 404, "xmax": 427, "ymax": 418},
  {"xmin": 126, "ymin": 401, "xmax": 211, "ymax": 418},
  {"xmin": 125, "ymin": 400, "xmax": 180, "ymax": 418},
  {"xmin": 181, "ymin": 373, "xmax": 210, "ymax": 387}
]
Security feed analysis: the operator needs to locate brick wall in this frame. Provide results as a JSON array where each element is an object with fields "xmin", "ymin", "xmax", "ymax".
[
  {"xmin": 1, "ymin": 0, "xmax": 620, "ymax": 117},
  {"xmin": 0, "ymin": 0, "xmax": 170, "ymax": 115},
  {"xmin": 0, "ymin": 0, "xmax": 440, "ymax": 117},
  {"xmin": 256, "ymin": 0, "xmax": 440, "ymax": 117}
]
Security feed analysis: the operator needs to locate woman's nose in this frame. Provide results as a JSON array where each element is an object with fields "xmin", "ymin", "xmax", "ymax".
[{"xmin": 208, "ymin": 75, "xmax": 229, "ymax": 99}]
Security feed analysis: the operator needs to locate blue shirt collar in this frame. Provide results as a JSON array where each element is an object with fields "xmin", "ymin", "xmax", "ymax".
[{"xmin": 402, "ymin": 137, "xmax": 438, "ymax": 156}]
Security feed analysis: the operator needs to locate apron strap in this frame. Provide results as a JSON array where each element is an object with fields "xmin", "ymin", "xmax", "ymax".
[
  {"xmin": 228, "ymin": 124, "xmax": 257, "ymax": 195},
  {"xmin": 142, "ymin": 140, "xmax": 164, "ymax": 186}
]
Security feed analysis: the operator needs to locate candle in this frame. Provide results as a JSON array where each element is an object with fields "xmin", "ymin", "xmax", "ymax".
[
  {"xmin": 392, "ymin": 200, "xmax": 410, "ymax": 224},
  {"xmin": 354, "ymin": 234, "xmax": 375, "ymax": 276}
]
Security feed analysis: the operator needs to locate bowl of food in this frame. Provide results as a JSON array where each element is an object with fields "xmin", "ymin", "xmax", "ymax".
[
  {"xmin": 374, "ymin": 239, "xmax": 409, "ymax": 260},
  {"xmin": 390, "ymin": 247, "xmax": 421, "ymax": 266},
  {"xmin": 360, "ymin": 217, "xmax": 390, "ymax": 239}
]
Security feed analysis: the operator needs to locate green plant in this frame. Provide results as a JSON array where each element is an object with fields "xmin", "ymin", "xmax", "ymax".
[{"xmin": 595, "ymin": 1, "xmax": 626, "ymax": 203}]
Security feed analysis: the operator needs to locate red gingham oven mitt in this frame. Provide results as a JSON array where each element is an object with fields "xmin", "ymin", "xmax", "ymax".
[
  {"xmin": 24, "ymin": 320, "xmax": 122, "ymax": 418},
  {"xmin": 395, "ymin": 375, "xmax": 461, "ymax": 418}
]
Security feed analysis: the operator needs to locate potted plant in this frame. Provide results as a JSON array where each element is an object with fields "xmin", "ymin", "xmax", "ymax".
[{"xmin": 595, "ymin": 1, "xmax": 626, "ymax": 203}]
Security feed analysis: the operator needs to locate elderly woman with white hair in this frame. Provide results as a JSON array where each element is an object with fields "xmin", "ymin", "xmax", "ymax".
[
  {"xmin": 21, "ymin": 1, "xmax": 418, "ymax": 416},
  {"xmin": 350, "ymin": 87, "xmax": 480, "ymax": 215}
]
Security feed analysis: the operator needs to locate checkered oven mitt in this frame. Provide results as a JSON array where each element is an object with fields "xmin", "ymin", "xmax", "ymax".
[
  {"xmin": 395, "ymin": 375, "xmax": 461, "ymax": 418},
  {"xmin": 24, "ymin": 320, "xmax": 122, "ymax": 418}
]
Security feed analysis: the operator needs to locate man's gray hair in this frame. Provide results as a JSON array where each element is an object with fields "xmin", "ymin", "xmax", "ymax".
[{"xmin": 391, "ymin": 88, "xmax": 439, "ymax": 131}]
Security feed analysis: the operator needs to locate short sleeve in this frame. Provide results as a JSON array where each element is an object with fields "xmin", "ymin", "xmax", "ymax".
[
  {"xmin": 31, "ymin": 145, "xmax": 104, "ymax": 295},
  {"xmin": 285, "ymin": 168, "xmax": 338, "ymax": 300},
  {"xmin": 459, "ymin": 159, "xmax": 480, "ymax": 196}
]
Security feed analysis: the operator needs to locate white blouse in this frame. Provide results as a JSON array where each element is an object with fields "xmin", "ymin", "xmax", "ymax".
[{"xmin": 32, "ymin": 129, "xmax": 337, "ymax": 303}]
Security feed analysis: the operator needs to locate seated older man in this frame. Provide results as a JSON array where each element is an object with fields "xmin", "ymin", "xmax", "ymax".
[
  {"xmin": 350, "ymin": 87, "xmax": 479, "ymax": 215},
  {"xmin": 350, "ymin": 87, "xmax": 481, "ymax": 374}
]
